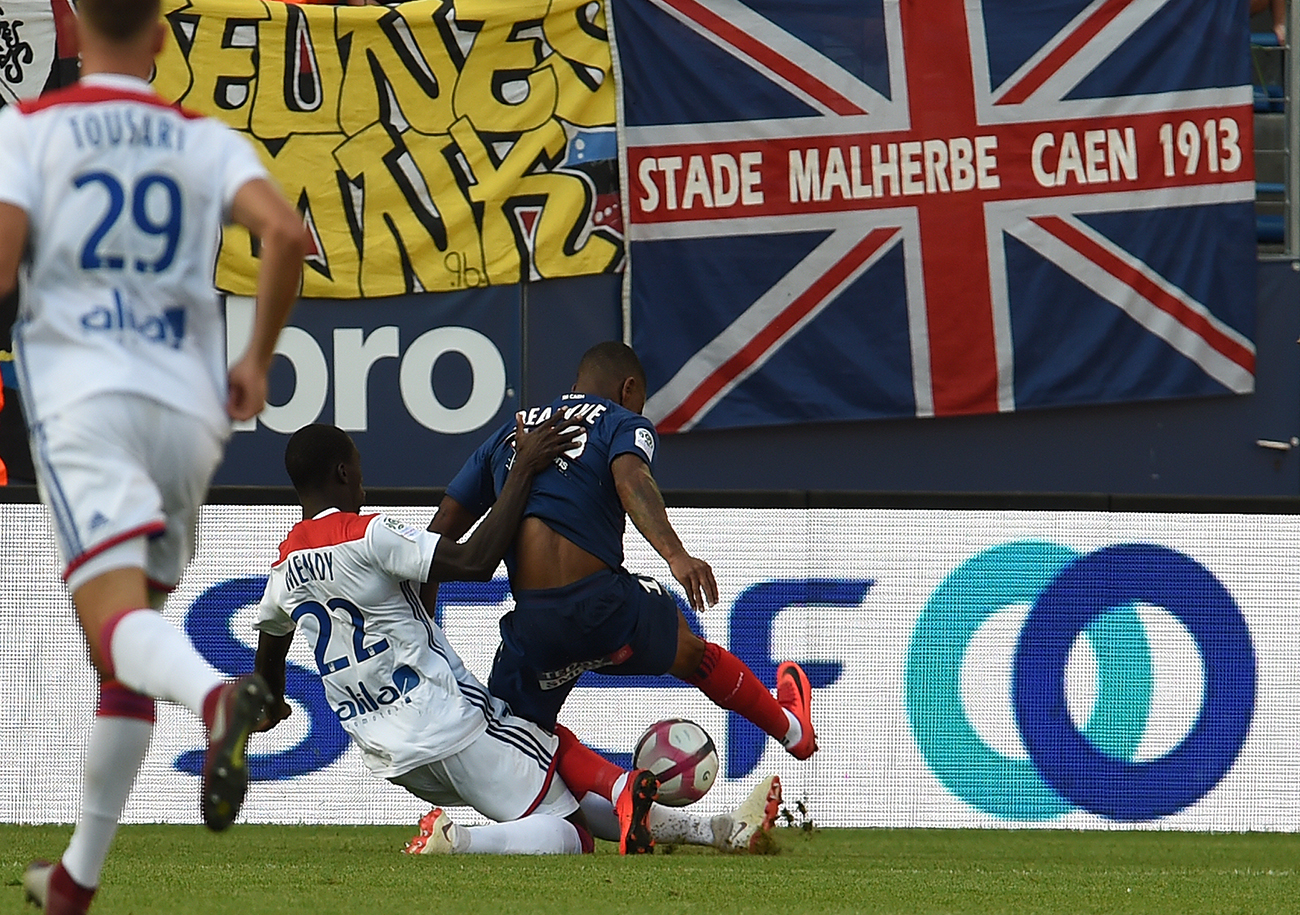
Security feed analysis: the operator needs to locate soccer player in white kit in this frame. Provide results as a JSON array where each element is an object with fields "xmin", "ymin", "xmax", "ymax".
[
  {"xmin": 255, "ymin": 423, "xmax": 784, "ymax": 857},
  {"xmin": 0, "ymin": 0, "xmax": 309, "ymax": 911},
  {"xmin": 253, "ymin": 421, "xmax": 661, "ymax": 855}
]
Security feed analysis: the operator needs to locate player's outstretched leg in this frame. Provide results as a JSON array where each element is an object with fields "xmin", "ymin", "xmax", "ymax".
[
  {"xmin": 23, "ymin": 860, "xmax": 95, "ymax": 915},
  {"xmin": 675, "ymin": 638, "xmax": 818, "ymax": 760},
  {"xmin": 550, "ymin": 724, "xmax": 657, "ymax": 854},
  {"xmin": 201, "ymin": 674, "xmax": 271, "ymax": 831},
  {"xmin": 616, "ymin": 769, "xmax": 659, "ymax": 855},
  {"xmin": 553, "ymin": 723, "xmax": 622, "ymax": 800},
  {"xmin": 576, "ymin": 776, "xmax": 782, "ymax": 854},
  {"xmin": 777, "ymin": 661, "xmax": 818, "ymax": 759},
  {"xmin": 712, "ymin": 775, "xmax": 782, "ymax": 853},
  {"xmin": 403, "ymin": 809, "xmax": 585, "ymax": 855}
]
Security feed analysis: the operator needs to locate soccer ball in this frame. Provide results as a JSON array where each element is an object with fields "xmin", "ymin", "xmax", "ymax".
[{"xmin": 632, "ymin": 718, "xmax": 719, "ymax": 806}]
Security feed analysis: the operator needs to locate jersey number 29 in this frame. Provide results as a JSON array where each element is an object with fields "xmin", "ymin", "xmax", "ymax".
[{"xmin": 73, "ymin": 170, "xmax": 182, "ymax": 274}]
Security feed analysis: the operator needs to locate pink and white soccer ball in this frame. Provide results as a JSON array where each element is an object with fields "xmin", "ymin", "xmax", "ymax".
[{"xmin": 632, "ymin": 718, "xmax": 719, "ymax": 806}]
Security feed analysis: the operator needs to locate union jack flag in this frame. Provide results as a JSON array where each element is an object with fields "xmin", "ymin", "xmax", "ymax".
[{"xmin": 612, "ymin": 0, "xmax": 1257, "ymax": 432}]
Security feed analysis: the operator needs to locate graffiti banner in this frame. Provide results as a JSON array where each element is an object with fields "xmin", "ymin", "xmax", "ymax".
[{"xmin": 153, "ymin": 0, "xmax": 623, "ymax": 298}]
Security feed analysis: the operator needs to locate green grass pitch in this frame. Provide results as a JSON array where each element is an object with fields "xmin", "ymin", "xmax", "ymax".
[{"xmin": 2, "ymin": 824, "xmax": 1296, "ymax": 914}]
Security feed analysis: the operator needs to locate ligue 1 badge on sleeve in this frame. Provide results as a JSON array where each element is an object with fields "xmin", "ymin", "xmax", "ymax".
[
  {"xmin": 634, "ymin": 427, "xmax": 655, "ymax": 462},
  {"xmin": 382, "ymin": 516, "xmax": 419, "ymax": 541}
]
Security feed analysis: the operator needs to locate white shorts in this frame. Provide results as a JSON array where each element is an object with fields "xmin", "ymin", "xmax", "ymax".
[
  {"xmin": 30, "ymin": 393, "xmax": 226, "ymax": 594},
  {"xmin": 388, "ymin": 718, "xmax": 579, "ymax": 823}
]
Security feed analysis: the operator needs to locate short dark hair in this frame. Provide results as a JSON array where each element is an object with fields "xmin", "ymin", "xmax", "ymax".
[
  {"xmin": 284, "ymin": 424, "xmax": 355, "ymax": 493},
  {"xmin": 79, "ymin": 0, "xmax": 161, "ymax": 44},
  {"xmin": 576, "ymin": 341, "xmax": 645, "ymax": 387}
]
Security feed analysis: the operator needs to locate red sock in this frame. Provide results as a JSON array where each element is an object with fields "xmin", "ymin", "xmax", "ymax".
[
  {"xmin": 681, "ymin": 642, "xmax": 789, "ymax": 740},
  {"xmin": 50, "ymin": 861, "xmax": 97, "ymax": 913},
  {"xmin": 572, "ymin": 822, "xmax": 595, "ymax": 854},
  {"xmin": 200, "ymin": 684, "xmax": 222, "ymax": 732},
  {"xmin": 554, "ymin": 724, "xmax": 622, "ymax": 801},
  {"xmin": 98, "ymin": 680, "xmax": 156, "ymax": 723}
]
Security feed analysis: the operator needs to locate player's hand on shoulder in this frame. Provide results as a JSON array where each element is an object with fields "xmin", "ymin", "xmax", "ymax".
[
  {"xmin": 253, "ymin": 697, "xmax": 293, "ymax": 733},
  {"xmin": 512, "ymin": 413, "xmax": 581, "ymax": 474},
  {"xmin": 669, "ymin": 552, "xmax": 719, "ymax": 612}
]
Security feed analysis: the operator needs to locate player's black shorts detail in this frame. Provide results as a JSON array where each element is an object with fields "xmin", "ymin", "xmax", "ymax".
[{"xmin": 489, "ymin": 568, "xmax": 679, "ymax": 730}]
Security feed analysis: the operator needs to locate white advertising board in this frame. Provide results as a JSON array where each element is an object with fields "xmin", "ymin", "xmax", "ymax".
[{"xmin": 2, "ymin": 504, "xmax": 1296, "ymax": 830}]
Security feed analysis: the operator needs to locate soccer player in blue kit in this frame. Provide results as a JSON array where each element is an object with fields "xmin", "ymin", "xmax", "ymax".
[{"xmin": 430, "ymin": 341, "xmax": 817, "ymax": 764}]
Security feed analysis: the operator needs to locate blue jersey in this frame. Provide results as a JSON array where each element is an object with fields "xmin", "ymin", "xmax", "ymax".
[{"xmin": 445, "ymin": 392, "xmax": 658, "ymax": 574}]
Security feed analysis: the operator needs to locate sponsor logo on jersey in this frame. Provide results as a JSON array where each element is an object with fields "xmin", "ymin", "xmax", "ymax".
[
  {"xmin": 80, "ymin": 290, "xmax": 186, "ymax": 349},
  {"xmin": 335, "ymin": 663, "xmax": 421, "ymax": 722}
]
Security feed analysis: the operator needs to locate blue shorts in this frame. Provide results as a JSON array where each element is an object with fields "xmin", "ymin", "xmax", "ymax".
[{"xmin": 489, "ymin": 569, "xmax": 680, "ymax": 730}]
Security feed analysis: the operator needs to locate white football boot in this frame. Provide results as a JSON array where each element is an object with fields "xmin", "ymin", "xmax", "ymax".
[
  {"xmin": 713, "ymin": 775, "xmax": 782, "ymax": 853},
  {"xmin": 403, "ymin": 808, "xmax": 462, "ymax": 855}
]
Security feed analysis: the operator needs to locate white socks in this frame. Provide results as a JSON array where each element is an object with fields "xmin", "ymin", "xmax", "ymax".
[
  {"xmin": 578, "ymin": 793, "xmax": 620, "ymax": 841},
  {"xmin": 780, "ymin": 709, "xmax": 802, "ymax": 750},
  {"xmin": 577, "ymin": 793, "xmax": 719, "ymax": 847},
  {"xmin": 62, "ymin": 712, "xmax": 153, "ymax": 888},
  {"xmin": 107, "ymin": 609, "xmax": 222, "ymax": 718},
  {"xmin": 611, "ymin": 772, "xmax": 630, "ymax": 803},
  {"xmin": 648, "ymin": 806, "xmax": 721, "ymax": 847},
  {"xmin": 458, "ymin": 815, "xmax": 583, "ymax": 854}
]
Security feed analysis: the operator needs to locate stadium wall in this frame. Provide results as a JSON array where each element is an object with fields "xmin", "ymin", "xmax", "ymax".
[
  {"xmin": 2, "ymin": 497, "xmax": 1294, "ymax": 830},
  {"xmin": 210, "ymin": 260, "xmax": 1300, "ymax": 496}
]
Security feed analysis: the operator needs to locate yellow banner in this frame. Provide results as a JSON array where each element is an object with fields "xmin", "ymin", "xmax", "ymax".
[{"xmin": 153, "ymin": 0, "xmax": 622, "ymax": 298}]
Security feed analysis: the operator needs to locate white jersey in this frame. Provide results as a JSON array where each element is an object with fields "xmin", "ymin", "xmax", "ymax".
[
  {"xmin": 0, "ymin": 73, "xmax": 268, "ymax": 434},
  {"xmin": 255, "ymin": 508, "xmax": 505, "ymax": 778}
]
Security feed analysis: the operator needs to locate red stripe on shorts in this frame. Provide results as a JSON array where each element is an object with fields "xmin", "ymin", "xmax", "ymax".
[
  {"xmin": 520, "ymin": 749, "xmax": 562, "ymax": 818},
  {"xmin": 62, "ymin": 521, "xmax": 168, "ymax": 582}
]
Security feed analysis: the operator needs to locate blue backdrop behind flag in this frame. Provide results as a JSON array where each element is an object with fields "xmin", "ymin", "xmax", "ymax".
[
  {"xmin": 613, "ymin": 0, "xmax": 1259, "ymax": 433},
  {"xmin": 216, "ymin": 288, "xmax": 521, "ymax": 487}
]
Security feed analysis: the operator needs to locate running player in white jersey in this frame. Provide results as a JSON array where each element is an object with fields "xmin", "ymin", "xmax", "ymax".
[
  {"xmin": 0, "ymin": 0, "xmax": 308, "ymax": 912},
  {"xmin": 253, "ymin": 424, "xmax": 783, "ymax": 857}
]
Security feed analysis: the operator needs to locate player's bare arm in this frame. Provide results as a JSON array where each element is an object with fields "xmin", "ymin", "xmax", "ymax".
[
  {"xmin": 252, "ymin": 631, "xmax": 294, "ymax": 731},
  {"xmin": 225, "ymin": 178, "xmax": 310, "ymax": 421},
  {"xmin": 420, "ymin": 490, "xmax": 502, "ymax": 608},
  {"xmin": 427, "ymin": 415, "xmax": 576, "ymax": 582},
  {"xmin": 0, "ymin": 203, "xmax": 28, "ymax": 300},
  {"xmin": 427, "ymin": 497, "xmax": 478, "ymax": 539},
  {"xmin": 612, "ymin": 453, "xmax": 719, "ymax": 611},
  {"xmin": 419, "ymin": 496, "xmax": 475, "ymax": 610}
]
